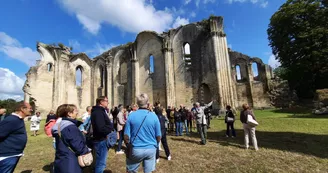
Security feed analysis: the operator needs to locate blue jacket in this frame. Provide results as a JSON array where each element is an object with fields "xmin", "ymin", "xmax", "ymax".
[
  {"xmin": 0, "ymin": 114, "xmax": 27, "ymax": 157},
  {"xmin": 52, "ymin": 118, "xmax": 89, "ymax": 173}
]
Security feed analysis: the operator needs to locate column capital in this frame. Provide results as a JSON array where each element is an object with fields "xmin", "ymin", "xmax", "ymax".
[
  {"xmin": 211, "ymin": 31, "xmax": 226, "ymax": 37},
  {"xmin": 131, "ymin": 59, "xmax": 139, "ymax": 63},
  {"xmin": 162, "ymin": 48, "xmax": 173, "ymax": 53}
]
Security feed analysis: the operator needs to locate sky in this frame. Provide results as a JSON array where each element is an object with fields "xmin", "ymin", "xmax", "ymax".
[{"xmin": 0, "ymin": 0, "xmax": 285, "ymax": 101}]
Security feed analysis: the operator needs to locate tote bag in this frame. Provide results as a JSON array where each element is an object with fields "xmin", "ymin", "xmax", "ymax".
[{"xmin": 247, "ymin": 114, "xmax": 259, "ymax": 127}]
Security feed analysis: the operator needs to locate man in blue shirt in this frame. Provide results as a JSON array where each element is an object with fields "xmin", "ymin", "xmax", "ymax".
[
  {"xmin": 124, "ymin": 93, "xmax": 161, "ymax": 173},
  {"xmin": 0, "ymin": 102, "xmax": 33, "ymax": 173}
]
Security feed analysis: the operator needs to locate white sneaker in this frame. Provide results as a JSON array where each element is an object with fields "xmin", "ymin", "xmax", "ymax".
[
  {"xmin": 116, "ymin": 150, "xmax": 125, "ymax": 154},
  {"xmin": 167, "ymin": 155, "xmax": 171, "ymax": 161},
  {"xmin": 156, "ymin": 159, "xmax": 159, "ymax": 163}
]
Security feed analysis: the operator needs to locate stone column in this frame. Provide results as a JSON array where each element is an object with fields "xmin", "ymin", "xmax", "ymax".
[
  {"xmin": 163, "ymin": 37, "xmax": 176, "ymax": 107},
  {"xmin": 210, "ymin": 16, "xmax": 237, "ymax": 109},
  {"xmin": 24, "ymin": 92, "xmax": 30, "ymax": 103},
  {"xmin": 106, "ymin": 58, "xmax": 113, "ymax": 107},
  {"xmin": 53, "ymin": 53, "xmax": 69, "ymax": 109},
  {"xmin": 247, "ymin": 63, "xmax": 255, "ymax": 107},
  {"xmin": 130, "ymin": 44, "xmax": 139, "ymax": 104}
]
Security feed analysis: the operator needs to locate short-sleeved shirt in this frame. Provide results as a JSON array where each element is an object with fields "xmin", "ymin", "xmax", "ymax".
[{"xmin": 124, "ymin": 109, "xmax": 161, "ymax": 149}]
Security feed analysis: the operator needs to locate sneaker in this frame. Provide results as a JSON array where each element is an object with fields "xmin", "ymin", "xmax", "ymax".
[
  {"xmin": 116, "ymin": 150, "xmax": 125, "ymax": 154},
  {"xmin": 156, "ymin": 159, "xmax": 160, "ymax": 163},
  {"xmin": 167, "ymin": 155, "xmax": 171, "ymax": 161},
  {"xmin": 225, "ymin": 135, "xmax": 229, "ymax": 137}
]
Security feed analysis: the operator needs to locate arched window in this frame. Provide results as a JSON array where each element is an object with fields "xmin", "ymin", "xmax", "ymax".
[
  {"xmin": 252, "ymin": 62, "xmax": 259, "ymax": 80},
  {"xmin": 236, "ymin": 65, "xmax": 241, "ymax": 81},
  {"xmin": 76, "ymin": 66, "xmax": 82, "ymax": 87},
  {"xmin": 149, "ymin": 55, "xmax": 154, "ymax": 74},
  {"xmin": 183, "ymin": 43, "xmax": 191, "ymax": 69},
  {"xmin": 47, "ymin": 63, "xmax": 53, "ymax": 72}
]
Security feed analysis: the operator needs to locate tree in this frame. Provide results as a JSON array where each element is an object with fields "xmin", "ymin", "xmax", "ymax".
[{"xmin": 267, "ymin": 0, "xmax": 328, "ymax": 98}]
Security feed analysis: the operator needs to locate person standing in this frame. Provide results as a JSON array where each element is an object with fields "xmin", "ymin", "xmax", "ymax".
[
  {"xmin": 46, "ymin": 110, "xmax": 56, "ymax": 123},
  {"xmin": 185, "ymin": 107, "xmax": 193, "ymax": 133},
  {"xmin": 193, "ymin": 101, "xmax": 213, "ymax": 145},
  {"xmin": 174, "ymin": 107, "xmax": 183, "ymax": 136},
  {"xmin": 240, "ymin": 103, "xmax": 258, "ymax": 150},
  {"xmin": 0, "ymin": 102, "xmax": 33, "ymax": 173},
  {"xmin": 52, "ymin": 104, "xmax": 91, "ymax": 173},
  {"xmin": 30, "ymin": 112, "xmax": 42, "ymax": 136},
  {"xmin": 124, "ymin": 93, "xmax": 161, "ymax": 173},
  {"xmin": 225, "ymin": 105, "xmax": 236, "ymax": 138},
  {"xmin": 81, "ymin": 106, "xmax": 92, "ymax": 122},
  {"xmin": 0, "ymin": 106, "xmax": 7, "ymax": 122},
  {"xmin": 116, "ymin": 107, "xmax": 126, "ymax": 154},
  {"xmin": 155, "ymin": 107, "xmax": 171, "ymax": 163},
  {"xmin": 91, "ymin": 96, "xmax": 114, "ymax": 173}
]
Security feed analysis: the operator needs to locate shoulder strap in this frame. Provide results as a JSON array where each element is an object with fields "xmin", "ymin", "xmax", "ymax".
[
  {"xmin": 58, "ymin": 121, "xmax": 75, "ymax": 154},
  {"xmin": 131, "ymin": 112, "xmax": 149, "ymax": 144}
]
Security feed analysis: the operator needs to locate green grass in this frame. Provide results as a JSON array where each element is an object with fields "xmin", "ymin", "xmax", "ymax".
[{"xmin": 15, "ymin": 109, "xmax": 328, "ymax": 173}]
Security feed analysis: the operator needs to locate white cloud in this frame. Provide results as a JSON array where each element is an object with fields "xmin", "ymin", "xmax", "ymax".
[
  {"xmin": 184, "ymin": 0, "xmax": 192, "ymax": 5},
  {"xmin": 195, "ymin": 0, "xmax": 200, "ymax": 7},
  {"xmin": 204, "ymin": 0, "xmax": 215, "ymax": 4},
  {"xmin": 268, "ymin": 54, "xmax": 281, "ymax": 69},
  {"xmin": 0, "ymin": 68, "xmax": 24, "ymax": 101},
  {"xmin": 0, "ymin": 32, "xmax": 39, "ymax": 67},
  {"xmin": 227, "ymin": 0, "xmax": 268, "ymax": 8},
  {"xmin": 190, "ymin": 11, "xmax": 196, "ymax": 18},
  {"xmin": 172, "ymin": 16, "xmax": 190, "ymax": 28},
  {"xmin": 85, "ymin": 43, "xmax": 117, "ymax": 58},
  {"xmin": 68, "ymin": 39, "xmax": 81, "ymax": 51},
  {"xmin": 57, "ymin": 0, "xmax": 175, "ymax": 34}
]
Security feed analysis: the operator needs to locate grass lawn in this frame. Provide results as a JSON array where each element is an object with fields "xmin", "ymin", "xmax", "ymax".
[{"xmin": 15, "ymin": 109, "xmax": 328, "ymax": 173}]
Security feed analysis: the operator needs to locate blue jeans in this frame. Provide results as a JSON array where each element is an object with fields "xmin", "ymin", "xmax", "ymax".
[
  {"xmin": 0, "ymin": 156, "xmax": 21, "ymax": 173},
  {"xmin": 184, "ymin": 120, "xmax": 189, "ymax": 135},
  {"xmin": 175, "ymin": 122, "xmax": 183, "ymax": 136},
  {"xmin": 126, "ymin": 148, "xmax": 156, "ymax": 173},
  {"xmin": 93, "ymin": 140, "xmax": 109, "ymax": 173},
  {"xmin": 117, "ymin": 130, "xmax": 124, "ymax": 151}
]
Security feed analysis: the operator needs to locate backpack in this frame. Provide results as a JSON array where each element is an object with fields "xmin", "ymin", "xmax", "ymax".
[{"xmin": 44, "ymin": 119, "xmax": 56, "ymax": 137}]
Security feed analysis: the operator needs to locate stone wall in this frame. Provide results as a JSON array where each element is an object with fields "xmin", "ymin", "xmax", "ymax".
[{"xmin": 24, "ymin": 16, "xmax": 275, "ymax": 113}]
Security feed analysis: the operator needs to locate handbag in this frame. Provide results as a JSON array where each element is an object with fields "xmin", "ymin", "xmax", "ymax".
[
  {"xmin": 126, "ymin": 112, "xmax": 149, "ymax": 159},
  {"xmin": 106, "ymin": 130, "xmax": 117, "ymax": 148},
  {"xmin": 247, "ymin": 114, "xmax": 259, "ymax": 127},
  {"xmin": 58, "ymin": 122, "xmax": 93, "ymax": 167},
  {"xmin": 227, "ymin": 117, "xmax": 234, "ymax": 122}
]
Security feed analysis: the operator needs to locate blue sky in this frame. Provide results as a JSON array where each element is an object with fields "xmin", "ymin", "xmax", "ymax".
[{"xmin": 0, "ymin": 0, "xmax": 284, "ymax": 100}]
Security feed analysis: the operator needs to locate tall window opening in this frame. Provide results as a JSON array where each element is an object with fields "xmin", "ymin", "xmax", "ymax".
[
  {"xmin": 236, "ymin": 65, "xmax": 242, "ymax": 81},
  {"xmin": 149, "ymin": 55, "xmax": 154, "ymax": 74},
  {"xmin": 100, "ymin": 66, "xmax": 105, "ymax": 87},
  {"xmin": 252, "ymin": 62, "xmax": 259, "ymax": 80},
  {"xmin": 47, "ymin": 63, "xmax": 53, "ymax": 72},
  {"xmin": 76, "ymin": 66, "xmax": 82, "ymax": 87},
  {"xmin": 183, "ymin": 43, "xmax": 191, "ymax": 69}
]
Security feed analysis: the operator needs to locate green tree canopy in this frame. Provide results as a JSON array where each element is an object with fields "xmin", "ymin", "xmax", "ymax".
[{"xmin": 268, "ymin": 0, "xmax": 328, "ymax": 98}]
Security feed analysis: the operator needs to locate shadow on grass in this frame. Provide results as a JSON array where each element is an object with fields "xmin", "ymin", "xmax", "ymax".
[
  {"xmin": 169, "ymin": 127, "xmax": 328, "ymax": 159},
  {"xmin": 271, "ymin": 108, "xmax": 312, "ymax": 114},
  {"xmin": 21, "ymin": 171, "xmax": 32, "ymax": 173},
  {"xmin": 182, "ymin": 130, "xmax": 328, "ymax": 159},
  {"xmin": 42, "ymin": 162, "xmax": 54, "ymax": 173},
  {"xmin": 286, "ymin": 114, "xmax": 328, "ymax": 119}
]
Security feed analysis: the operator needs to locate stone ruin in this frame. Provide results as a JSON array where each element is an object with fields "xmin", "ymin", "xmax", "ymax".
[
  {"xmin": 313, "ymin": 89, "xmax": 328, "ymax": 115},
  {"xmin": 23, "ymin": 16, "xmax": 276, "ymax": 115}
]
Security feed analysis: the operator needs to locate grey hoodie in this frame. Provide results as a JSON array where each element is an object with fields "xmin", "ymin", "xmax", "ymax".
[{"xmin": 193, "ymin": 101, "xmax": 213, "ymax": 125}]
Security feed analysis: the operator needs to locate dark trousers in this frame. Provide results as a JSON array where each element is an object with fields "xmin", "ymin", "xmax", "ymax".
[
  {"xmin": 226, "ymin": 122, "xmax": 236, "ymax": 137},
  {"xmin": 156, "ymin": 130, "xmax": 170, "ymax": 159},
  {"xmin": 197, "ymin": 124, "xmax": 207, "ymax": 144},
  {"xmin": 207, "ymin": 116, "xmax": 211, "ymax": 127},
  {"xmin": 187, "ymin": 120, "xmax": 193, "ymax": 132},
  {"xmin": 116, "ymin": 130, "xmax": 124, "ymax": 151},
  {"xmin": 0, "ymin": 156, "xmax": 21, "ymax": 173}
]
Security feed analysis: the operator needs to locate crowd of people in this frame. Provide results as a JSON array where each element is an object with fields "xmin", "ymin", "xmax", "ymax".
[{"xmin": 0, "ymin": 95, "xmax": 259, "ymax": 173}]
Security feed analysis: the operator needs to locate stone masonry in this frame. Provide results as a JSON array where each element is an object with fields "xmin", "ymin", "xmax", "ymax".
[{"xmin": 23, "ymin": 16, "xmax": 274, "ymax": 115}]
